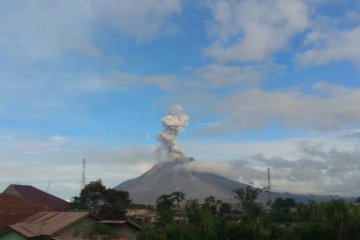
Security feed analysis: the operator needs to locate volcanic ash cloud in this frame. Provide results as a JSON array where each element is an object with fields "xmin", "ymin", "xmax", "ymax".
[{"xmin": 156, "ymin": 105, "xmax": 192, "ymax": 163}]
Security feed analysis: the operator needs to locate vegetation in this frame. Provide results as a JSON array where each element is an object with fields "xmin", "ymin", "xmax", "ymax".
[
  {"xmin": 69, "ymin": 179, "xmax": 131, "ymax": 219},
  {"xmin": 68, "ymin": 182, "xmax": 360, "ymax": 240},
  {"xmin": 137, "ymin": 189, "xmax": 360, "ymax": 240}
]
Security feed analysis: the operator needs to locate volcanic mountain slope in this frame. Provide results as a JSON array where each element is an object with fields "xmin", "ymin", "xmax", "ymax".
[
  {"xmin": 114, "ymin": 106, "xmax": 259, "ymax": 204},
  {"xmin": 115, "ymin": 106, "xmax": 342, "ymax": 204},
  {"xmin": 114, "ymin": 161, "xmax": 341, "ymax": 205},
  {"xmin": 115, "ymin": 160, "xmax": 248, "ymax": 205}
]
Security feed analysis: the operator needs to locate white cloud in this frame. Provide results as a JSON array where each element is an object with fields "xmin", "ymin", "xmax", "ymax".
[
  {"xmin": 67, "ymin": 70, "xmax": 182, "ymax": 92},
  {"xmin": 183, "ymin": 136, "xmax": 360, "ymax": 196},
  {"xmin": 312, "ymin": 81, "xmax": 352, "ymax": 97},
  {"xmin": 69, "ymin": 64, "xmax": 269, "ymax": 93},
  {"xmin": 84, "ymin": 0, "xmax": 182, "ymax": 42},
  {"xmin": 194, "ymin": 64, "xmax": 263, "ymax": 87},
  {"xmin": 201, "ymin": 84, "xmax": 360, "ymax": 134},
  {"xmin": 59, "ymin": 38, "xmax": 102, "ymax": 59},
  {"xmin": 0, "ymin": 0, "xmax": 182, "ymax": 61},
  {"xmin": 297, "ymin": 26, "xmax": 360, "ymax": 66},
  {"xmin": 0, "ymin": 1, "xmax": 94, "ymax": 61},
  {"xmin": 0, "ymin": 134, "xmax": 156, "ymax": 199},
  {"xmin": 50, "ymin": 134, "xmax": 67, "ymax": 144},
  {"xmin": 205, "ymin": 0, "xmax": 309, "ymax": 62}
]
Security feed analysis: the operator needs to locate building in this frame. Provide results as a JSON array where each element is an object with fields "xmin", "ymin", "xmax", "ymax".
[
  {"xmin": 98, "ymin": 220, "xmax": 142, "ymax": 240},
  {"xmin": 2, "ymin": 184, "xmax": 69, "ymax": 211},
  {"xmin": 0, "ymin": 212, "xmax": 98, "ymax": 240},
  {"xmin": 126, "ymin": 208, "xmax": 156, "ymax": 222},
  {"xmin": 0, "ymin": 194, "xmax": 54, "ymax": 232}
]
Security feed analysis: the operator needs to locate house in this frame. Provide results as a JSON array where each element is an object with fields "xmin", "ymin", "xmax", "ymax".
[
  {"xmin": 126, "ymin": 208, "xmax": 156, "ymax": 222},
  {"xmin": 98, "ymin": 220, "xmax": 142, "ymax": 240},
  {"xmin": 0, "ymin": 194, "xmax": 54, "ymax": 232},
  {"xmin": 2, "ymin": 184, "xmax": 69, "ymax": 211},
  {"xmin": 0, "ymin": 212, "xmax": 98, "ymax": 240}
]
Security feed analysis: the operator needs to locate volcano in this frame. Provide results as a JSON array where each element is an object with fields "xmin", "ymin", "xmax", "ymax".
[
  {"xmin": 115, "ymin": 106, "xmax": 249, "ymax": 204},
  {"xmin": 114, "ymin": 160, "xmax": 340, "ymax": 204},
  {"xmin": 114, "ymin": 106, "xmax": 338, "ymax": 204},
  {"xmin": 115, "ymin": 160, "xmax": 248, "ymax": 204}
]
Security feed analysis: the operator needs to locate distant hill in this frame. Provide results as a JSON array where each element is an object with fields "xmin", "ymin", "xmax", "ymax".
[{"xmin": 115, "ymin": 160, "xmax": 341, "ymax": 205}]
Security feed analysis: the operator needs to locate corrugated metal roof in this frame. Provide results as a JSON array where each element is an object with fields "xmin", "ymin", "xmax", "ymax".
[
  {"xmin": 98, "ymin": 220, "xmax": 127, "ymax": 224},
  {"xmin": 3, "ymin": 184, "xmax": 69, "ymax": 211},
  {"xmin": 9, "ymin": 212, "xmax": 90, "ymax": 238},
  {"xmin": 98, "ymin": 220, "xmax": 142, "ymax": 230}
]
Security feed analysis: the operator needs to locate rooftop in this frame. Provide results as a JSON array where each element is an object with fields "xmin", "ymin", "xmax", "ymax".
[
  {"xmin": 0, "ymin": 194, "xmax": 54, "ymax": 231},
  {"xmin": 3, "ymin": 184, "xmax": 68, "ymax": 211},
  {"xmin": 9, "ymin": 212, "xmax": 90, "ymax": 238}
]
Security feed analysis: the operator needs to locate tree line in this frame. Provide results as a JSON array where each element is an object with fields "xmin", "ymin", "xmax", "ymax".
[{"xmin": 70, "ymin": 180, "xmax": 360, "ymax": 240}]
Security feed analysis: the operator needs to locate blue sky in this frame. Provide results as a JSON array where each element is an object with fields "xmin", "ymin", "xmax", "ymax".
[{"xmin": 1, "ymin": 0, "xmax": 360, "ymax": 200}]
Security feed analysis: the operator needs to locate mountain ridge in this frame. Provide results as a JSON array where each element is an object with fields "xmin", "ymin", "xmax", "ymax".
[
  {"xmin": 115, "ymin": 160, "xmax": 247, "ymax": 204},
  {"xmin": 114, "ymin": 160, "xmax": 345, "ymax": 205}
]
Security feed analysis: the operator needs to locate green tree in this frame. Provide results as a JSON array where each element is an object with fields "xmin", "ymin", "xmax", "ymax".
[
  {"xmin": 219, "ymin": 202, "xmax": 232, "ymax": 215},
  {"xmin": 321, "ymin": 199, "xmax": 352, "ymax": 240},
  {"xmin": 203, "ymin": 196, "xmax": 218, "ymax": 215},
  {"xmin": 99, "ymin": 188, "xmax": 131, "ymax": 219},
  {"xmin": 70, "ymin": 179, "xmax": 131, "ymax": 219},
  {"xmin": 78, "ymin": 179, "xmax": 107, "ymax": 210},
  {"xmin": 155, "ymin": 192, "xmax": 185, "ymax": 225},
  {"xmin": 233, "ymin": 186, "xmax": 262, "ymax": 218},
  {"xmin": 273, "ymin": 198, "xmax": 297, "ymax": 208},
  {"xmin": 172, "ymin": 191, "xmax": 185, "ymax": 216},
  {"xmin": 233, "ymin": 186, "xmax": 261, "ymax": 205},
  {"xmin": 186, "ymin": 204, "xmax": 217, "ymax": 240},
  {"xmin": 271, "ymin": 198, "xmax": 298, "ymax": 223}
]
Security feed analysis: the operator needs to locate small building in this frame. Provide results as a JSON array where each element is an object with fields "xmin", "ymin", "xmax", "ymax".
[
  {"xmin": 2, "ymin": 184, "xmax": 69, "ymax": 211},
  {"xmin": 126, "ymin": 208, "xmax": 156, "ymax": 222},
  {"xmin": 0, "ymin": 212, "xmax": 98, "ymax": 240},
  {"xmin": 98, "ymin": 220, "xmax": 142, "ymax": 240}
]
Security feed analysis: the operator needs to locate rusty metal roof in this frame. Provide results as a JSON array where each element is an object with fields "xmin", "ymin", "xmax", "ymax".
[
  {"xmin": 0, "ymin": 194, "xmax": 51, "ymax": 213},
  {"xmin": 9, "ymin": 212, "xmax": 90, "ymax": 238},
  {"xmin": 0, "ymin": 194, "xmax": 55, "ymax": 231},
  {"xmin": 3, "ymin": 184, "xmax": 69, "ymax": 211},
  {"xmin": 98, "ymin": 220, "xmax": 142, "ymax": 230}
]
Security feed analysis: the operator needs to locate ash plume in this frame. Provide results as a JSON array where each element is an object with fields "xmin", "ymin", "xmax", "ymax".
[{"xmin": 156, "ymin": 105, "xmax": 192, "ymax": 163}]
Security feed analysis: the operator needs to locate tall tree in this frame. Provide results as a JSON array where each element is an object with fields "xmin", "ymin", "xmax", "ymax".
[
  {"xmin": 155, "ymin": 192, "xmax": 185, "ymax": 225},
  {"xmin": 70, "ymin": 179, "xmax": 131, "ymax": 219},
  {"xmin": 233, "ymin": 186, "xmax": 262, "ymax": 218},
  {"xmin": 233, "ymin": 186, "xmax": 261, "ymax": 205},
  {"xmin": 78, "ymin": 179, "xmax": 107, "ymax": 210},
  {"xmin": 172, "ymin": 191, "xmax": 185, "ymax": 216}
]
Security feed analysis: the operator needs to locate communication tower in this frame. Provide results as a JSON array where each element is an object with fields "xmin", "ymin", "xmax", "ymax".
[
  {"xmin": 81, "ymin": 158, "xmax": 86, "ymax": 190},
  {"xmin": 267, "ymin": 167, "xmax": 272, "ymax": 204}
]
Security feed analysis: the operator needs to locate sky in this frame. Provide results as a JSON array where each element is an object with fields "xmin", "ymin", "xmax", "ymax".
[{"xmin": 1, "ymin": 0, "xmax": 360, "ymax": 200}]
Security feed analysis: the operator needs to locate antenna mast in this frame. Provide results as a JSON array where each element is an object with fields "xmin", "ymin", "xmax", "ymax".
[{"xmin": 81, "ymin": 158, "xmax": 86, "ymax": 190}]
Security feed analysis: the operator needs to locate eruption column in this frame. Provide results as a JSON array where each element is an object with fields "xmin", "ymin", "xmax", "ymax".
[{"xmin": 156, "ymin": 105, "xmax": 190, "ymax": 162}]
